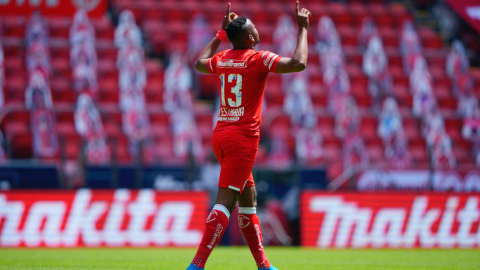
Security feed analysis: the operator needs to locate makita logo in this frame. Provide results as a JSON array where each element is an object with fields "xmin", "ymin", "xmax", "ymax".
[
  {"xmin": 303, "ymin": 194, "xmax": 480, "ymax": 248},
  {"xmin": 217, "ymin": 60, "xmax": 247, "ymax": 68},
  {"xmin": 0, "ymin": 189, "xmax": 207, "ymax": 247}
]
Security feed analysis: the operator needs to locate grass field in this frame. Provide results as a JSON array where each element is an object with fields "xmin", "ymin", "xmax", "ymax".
[{"xmin": 0, "ymin": 247, "xmax": 479, "ymax": 270}]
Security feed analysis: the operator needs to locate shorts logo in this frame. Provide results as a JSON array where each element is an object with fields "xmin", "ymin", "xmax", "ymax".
[
  {"xmin": 238, "ymin": 214, "xmax": 251, "ymax": 229},
  {"xmin": 206, "ymin": 210, "xmax": 218, "ymax": 223},
  {"xmin": 217, "ymin": 59, "xmax": 248, "ymax": 68},
  {"xmin": 207, "ymin": 223, "xmax": 223, "ymax": 249}
]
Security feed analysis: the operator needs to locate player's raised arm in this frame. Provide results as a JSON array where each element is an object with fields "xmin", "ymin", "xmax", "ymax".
[
  {"xmin": 275, "ymin": 1, "xmax": 312, "ymax": 74},
  {"xmin": 194, "ymin": 3, "xmax": 238, "ymax": 73}
]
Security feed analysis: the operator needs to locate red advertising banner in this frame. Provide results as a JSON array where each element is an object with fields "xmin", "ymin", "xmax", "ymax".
[
  {"xmin": 0, "ymin": 0, "xmax": 107, "ymax": 17},
  {"xmin": 445, "ymin": 0, "xmax": 480, "ymax": 35},
  {"xmin": 301, "ymin": 192, "xmax": 480, "ymax": 248},
  {"xmin": 0, "ymin": 189, "xmax": 209, "ymax": 247}
]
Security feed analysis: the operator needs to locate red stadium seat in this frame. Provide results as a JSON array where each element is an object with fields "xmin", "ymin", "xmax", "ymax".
[
  {"xmin": 337, "ymin": 26, "xmax": 357, "ymax": 46},
  {"xmin": 104, "ymin": 122, "xmax": 122, "ymax": 137},
  {"xmin": 409, "ymin": 145, "xmax": 428, "ymax": 163},
  {"xmin": 2, "ymin": 16, "xmax": 25, "ymax": 37},
  {"xmin": 106, "ymin": 112, "xmax": 122, "ymax": 126},
  {"xmin": 438, "ymin": 98, "xmax": 456, "ymax": 110},
  {"xmin": 52, "ymin": 89, "xmax": 75, "ymax": 103},
  {"xmin": 56, "ymin": 112, "xmax": 74, "ymax": 123},
  {"xmin": 51, "ymin": 58, "xmax": 70, "ymax": 77},
  {"xmin": 367, "ymin": 144, "xmax": 384, "ymax": 163},
  {"xmin": 3, "ymin": 120, "xmax": 29, "ymax": 138},
  {"xmin": 326, "ymin": 160, "xmax": 343, "ymax": 180},
  {"xmin": 4, "ymin": 57, "xmax": 23, "ymax": 73},
  {"xmin": 11, "ymin": 133, "xmax": 33, "ymax": 159},
  {"xmin": 360, "ymin": 117, "xmax": 378, "ymax": 142},
  {"xmin": 99, "ymin": 78, "xmax": 118, "ymax": 94},
  {"xmin": 56, "ymin": 121, "xmax": 76, "ymax": 136}
]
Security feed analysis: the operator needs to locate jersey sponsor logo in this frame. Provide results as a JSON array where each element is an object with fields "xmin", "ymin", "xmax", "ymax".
[
  {"xmin": 302, "ymin": 192, "xmax": 480, "ymax": 248},
  {"xmin": 219, "ymin": 107, "xmax": 244, "ymax": 117},
  {"xmin": 218, "ymin": 116, "xmax": 240, "ymax": 122},
  {"xmin": 217, "ymin": 59, "xmax": 248, "ymax": 69},
  {"xmin": 238, "ymin": 214, "xmax": 251, "ymax": 229},
  {"xmin": 206, "ymin": 210, "xmax": 218, "ymax": 223}
]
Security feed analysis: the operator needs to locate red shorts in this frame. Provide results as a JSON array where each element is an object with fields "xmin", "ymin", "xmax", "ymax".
[{"xmin": 212, "ymin": 128, "xmax": 259, "ymax": 194}]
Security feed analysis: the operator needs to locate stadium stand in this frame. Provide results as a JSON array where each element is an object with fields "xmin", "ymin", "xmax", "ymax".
[{"xmin": 1, "ymin": 0, "xmax": 479, "ymax": 185}]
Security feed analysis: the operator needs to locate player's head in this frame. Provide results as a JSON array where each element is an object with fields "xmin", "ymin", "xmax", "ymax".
[{"xmin": 225, "ymin": 16, "xmax": 260, "ymax": 49}]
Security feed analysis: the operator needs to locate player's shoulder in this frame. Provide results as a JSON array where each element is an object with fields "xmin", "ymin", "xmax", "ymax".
[
  {"xmin": 251, "ymin": 50, "xmax": 280, "ymax": 69},
  {"xmin": 215, "ymin": 49, "xmax": 231, "ymax": 59},
  {"xmin": 250, "ymin": 50, "xmax": 276, "ymax": 60}
]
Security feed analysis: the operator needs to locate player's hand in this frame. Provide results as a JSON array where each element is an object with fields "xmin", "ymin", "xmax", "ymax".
[
  {"xmin": 295, "ymin": 1, "xmax": 312, "ymax": 30},
  {"xmin": 222, "ymin": 3, "xmax": 238, "ymax": 30}
]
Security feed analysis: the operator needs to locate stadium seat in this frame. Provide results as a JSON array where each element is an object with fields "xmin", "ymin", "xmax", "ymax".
[
  {"xmin": 360, "ymin": 117, "xmax": 378, "ymax": 142},
  {"xmin": 2, "ymin": 16, "xmax": 25, "ymax": 37},
  {"xmin": 366, "ymin": 143, "xmax": 384, "ymax": 163},
  {"xmin": 349, "ymin": 3, "xmax": 368, "ymax": 25},
  {"xmin": 11, "ymin": 133, "xmax": 33, "ymax": 159}
]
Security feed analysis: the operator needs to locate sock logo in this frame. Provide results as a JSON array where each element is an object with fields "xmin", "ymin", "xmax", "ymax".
[
  {"xmin": 206, "ymin": 210, "xmax": 217, "ymax": 223},
  {"xmin": 207, "ymin": 223, "xmax": 223, "ymax": 249},
  {"xmin": 254, "ymin": 224, "xmax": 263, "ymax": 250},
  {"xmin": 238, "ymin": 214, "xmax": 251, "ymax": 229}
]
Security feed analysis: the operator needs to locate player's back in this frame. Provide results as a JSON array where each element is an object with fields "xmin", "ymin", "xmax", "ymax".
[{"xmin": 208, "ymin": 48, "xmax": 281, "ymax": 137}]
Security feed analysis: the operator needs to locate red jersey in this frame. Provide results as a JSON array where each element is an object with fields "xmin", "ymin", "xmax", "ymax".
[{"xmin": 208, "ymin": 49, "xmax": 281, "ymax": 137}]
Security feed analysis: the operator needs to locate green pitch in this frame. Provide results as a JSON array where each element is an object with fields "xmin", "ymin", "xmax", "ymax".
[{"xmin": 0, "ymin": 247, "xmax": 479, "ymax": 270}]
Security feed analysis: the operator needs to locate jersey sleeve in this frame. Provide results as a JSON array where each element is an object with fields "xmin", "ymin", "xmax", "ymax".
[
  {"xmin": 207, "ymin": 51, "xmax": 224, "ymax": 74},
  {"xmin": 256, "ymin": 51, "xmax": 282, "ymax": 73}
]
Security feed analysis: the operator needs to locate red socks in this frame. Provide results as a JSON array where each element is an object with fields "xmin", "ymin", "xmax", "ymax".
[
  {"xmin": 239, "ymin": 207, "xmax": 271, "ymax": 269},
  {"xmin": 192, "ymin": 204, "xmax": 230, "ymax": 268},
  {"xmin": 192, "ymin": 205, "xmax": 271, "ymax": 269}
]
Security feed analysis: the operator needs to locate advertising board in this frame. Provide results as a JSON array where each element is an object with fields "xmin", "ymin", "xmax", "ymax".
[
  {"xmin": 0, "ymin": 189, "xmax": 208, "ymax": 247},
  {"xmin": 301, "ymin": 192, "xmax": 480, "ymax": 248}
]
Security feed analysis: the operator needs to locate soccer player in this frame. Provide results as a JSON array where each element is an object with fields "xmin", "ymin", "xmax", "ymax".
[{"xmin": 187, "ymin": 2, "xmax": 311, "ymax": 270}]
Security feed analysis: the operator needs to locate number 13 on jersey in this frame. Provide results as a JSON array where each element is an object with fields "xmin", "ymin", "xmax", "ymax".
[{"xmin": 220, "ymin": 73, "xmax": 242, "ymax": 107}]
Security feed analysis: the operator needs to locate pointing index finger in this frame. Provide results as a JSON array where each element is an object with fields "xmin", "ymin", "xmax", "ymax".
[
  {"xmin": 296, "ymin": 1, "xmax": 299, "ymax": 14},
  {"xmin": 227, "ymin": 3, "xmax": 231, "ymax": 16}
]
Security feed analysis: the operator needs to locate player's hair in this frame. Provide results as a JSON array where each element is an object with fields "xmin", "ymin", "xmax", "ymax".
[{"xmin": 226, "ymin": 16, "xmax": 247, "ymax": 43}]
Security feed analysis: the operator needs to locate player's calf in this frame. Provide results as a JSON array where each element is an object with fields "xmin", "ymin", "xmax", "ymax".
[
  {"xmin": 189, "ymin": 204, "xmax": 231, "ymax": 269},
  {"xmin": 238, "ymin": 207, "xmax": 275, "ymax": 269}
]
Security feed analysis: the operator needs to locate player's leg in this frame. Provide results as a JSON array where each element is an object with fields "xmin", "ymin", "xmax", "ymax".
[
  {"xmin": 188, "ymin": 187, "xmax": 239, "ymax": 270},
  {"xmin": 238, "ymin": 185, "xmax": 278, "ymax": 270}
]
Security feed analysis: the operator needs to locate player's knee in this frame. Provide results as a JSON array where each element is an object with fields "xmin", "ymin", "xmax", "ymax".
[{"xmin": 215, "ymin": 187, "xmax": 240, "ymax": 213}]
